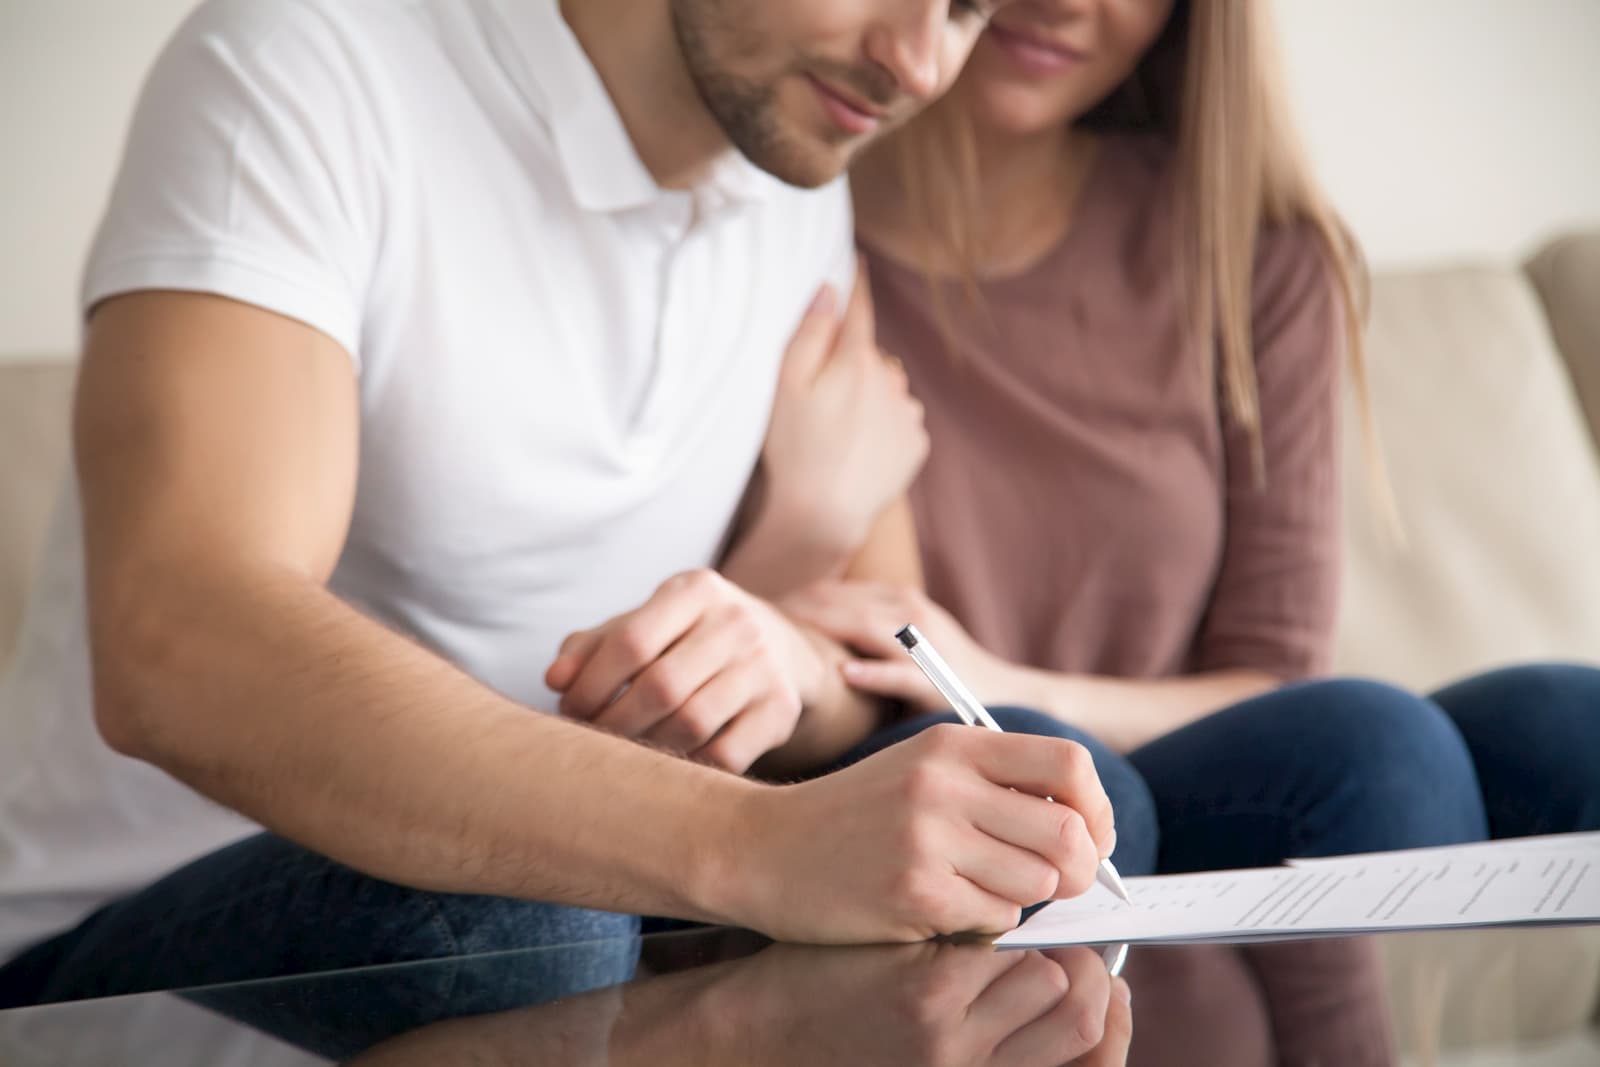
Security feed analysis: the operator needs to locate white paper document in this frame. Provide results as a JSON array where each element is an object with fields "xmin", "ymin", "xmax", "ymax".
[{"xmin": 997, "ymin": 833, "xmax": 1600, "ymax": 949}]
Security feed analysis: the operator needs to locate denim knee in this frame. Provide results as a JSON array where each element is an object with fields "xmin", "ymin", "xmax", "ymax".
[
  {"xmin": 1254, "ymin": 678, "xmax": 1488, "ymax": 853},
  {"xmin": 986, "ymin": 706, "xmax": 1159, "ymax": 877},
  {"xmin": 1431, "ymin": 663, "xmax": 1600, "ymax": 836}
]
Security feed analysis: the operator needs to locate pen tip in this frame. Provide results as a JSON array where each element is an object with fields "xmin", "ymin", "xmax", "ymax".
[
  {"xmin": 895, "ymin": 625, "xmax": 918, "ymax": 650},
  {"xmin": 1100, "ymin": 858, "xmax": 1134, "ymax": 905}
]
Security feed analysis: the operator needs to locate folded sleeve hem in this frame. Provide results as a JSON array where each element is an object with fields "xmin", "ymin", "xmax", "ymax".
[{"xmin": 83, "ymin": 250, "xmax": 362, "ymax": 369}]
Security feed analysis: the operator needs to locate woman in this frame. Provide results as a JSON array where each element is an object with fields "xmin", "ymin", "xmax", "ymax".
[{"xmin": 737, "ymin": 0, "xmax": 1600, "ymax": 1062}]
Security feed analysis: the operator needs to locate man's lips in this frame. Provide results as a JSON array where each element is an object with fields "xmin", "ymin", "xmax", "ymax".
[{"xmin": 807, "ymin": 73, "xmax": 886, "ymax": 136}]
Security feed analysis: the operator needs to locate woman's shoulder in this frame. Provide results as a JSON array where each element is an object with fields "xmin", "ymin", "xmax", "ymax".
[{"xmin": 1252, "ymin": 218, "xmax": 1346, "ymax": 321}]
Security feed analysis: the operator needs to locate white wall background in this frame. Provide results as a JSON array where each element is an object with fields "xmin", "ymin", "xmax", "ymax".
[
  {"xmin": 1275, "ymin": 0, "xmax": 1600, "ymax": 269},
  {"xmin": 2, "ymin": 0, "xmax": 1599, "ymax": 360}
]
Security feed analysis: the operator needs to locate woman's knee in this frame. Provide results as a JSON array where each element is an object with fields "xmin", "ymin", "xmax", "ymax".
[
  {"xmin": 1298, "ymin": 679, "xmax": 1471, "ymax": 762},
  {"xmin": 1227, "ymin": 679, "xmax": 1488, "ymax": 848},
  {"xmin": 1431, "ymin": 663, "xmax": 1600, "ymax": 835},
  {"xmin": 987, "ymin": 706, "xmax": 1159, "ymax": 876},
  {"xmin": 1433, "ymin": 663, "xmax": 1600, "ymax": 742}
]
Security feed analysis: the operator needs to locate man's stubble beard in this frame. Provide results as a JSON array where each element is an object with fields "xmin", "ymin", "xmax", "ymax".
[{"xmin": 669, "ymin": 0, "xmax": 848, "ymax": 189}]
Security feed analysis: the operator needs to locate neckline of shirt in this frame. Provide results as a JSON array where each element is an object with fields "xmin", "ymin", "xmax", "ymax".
[
  {"xmin": 859, "ymin": 133, "xmax": 1147, "ymax": 295},
  {"xmin": 478, "ymin": 0, "xmax": 786, "ymax": 216}
]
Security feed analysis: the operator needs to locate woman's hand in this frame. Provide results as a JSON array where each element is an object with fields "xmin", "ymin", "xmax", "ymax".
[
  {"xmin": 782, "ymin": 579, "xmax": 1018, "ymax": 712},
  {"xmin": 759, "ymin": 265, "xmax": 929, "ymax": 559}
]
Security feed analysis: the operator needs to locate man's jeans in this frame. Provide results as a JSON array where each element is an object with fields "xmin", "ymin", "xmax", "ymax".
[{"xmin": 2, "ymin": 662, "xmax": 1595, "ymax": 1028}]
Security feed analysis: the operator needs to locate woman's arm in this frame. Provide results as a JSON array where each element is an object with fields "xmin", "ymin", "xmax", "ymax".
[
  {"xmin": 795, "ymin": 227, "xmax": 1349, "ymax": 755},
  {"xmin": 1188, "ymin": 225, "xmax": 1346, "ymax": 680},
  {"xmin": 720, "ymin": 267, "xmax": 927, "ymax": 600},
  {"xmin": 998, "ymin": 668, "xmax": 1279, "ymax": 753},
  {"xmin": 741, "ymin": 500, "xmax": 929, "ymax": 774},
  {"xmin": 785, "ymin": 578, "xmax": 1280, "ymax": 754}
]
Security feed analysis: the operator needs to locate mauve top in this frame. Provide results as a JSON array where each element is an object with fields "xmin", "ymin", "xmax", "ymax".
[{"xmin": 865, "ymin": 134, "xmax": 1344, "ymax": 681}]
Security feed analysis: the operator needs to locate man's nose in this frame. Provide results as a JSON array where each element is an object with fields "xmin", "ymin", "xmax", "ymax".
[{"xmin": 863, "ymin": 2, "xmax": 947, "ymax": 103}]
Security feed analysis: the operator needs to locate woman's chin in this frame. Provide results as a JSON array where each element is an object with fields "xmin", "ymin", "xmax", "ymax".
[{"xmin": 969, "ymin": 93, "xmax": 1075, "ymax": 139}]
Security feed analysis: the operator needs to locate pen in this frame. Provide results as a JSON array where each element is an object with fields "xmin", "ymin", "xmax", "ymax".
[{"xmin": 894, "ymin": 624, "xmax": 1134, "ymax": 906}]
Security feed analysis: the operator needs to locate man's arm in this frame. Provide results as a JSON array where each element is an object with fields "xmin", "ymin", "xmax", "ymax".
[
  {"xmin": 76, "ymin": 290, "xmax": 750, "ymax": 917},
  {"xmin": 78, "ymin": 291, "xmax": 1114, "ymax": 943}
]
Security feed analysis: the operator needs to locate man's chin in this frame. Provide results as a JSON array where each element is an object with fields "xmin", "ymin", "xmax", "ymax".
[{"xmin": 739, "ymin": 132, "xmax": 859, "ymax": 189}]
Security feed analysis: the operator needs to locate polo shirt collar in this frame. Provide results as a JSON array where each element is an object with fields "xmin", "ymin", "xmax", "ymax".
[{"xmin": 483, "ymin": 0, "xmax": 784, "ymax": 214}]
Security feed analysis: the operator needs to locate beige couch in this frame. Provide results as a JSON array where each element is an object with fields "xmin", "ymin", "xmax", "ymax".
[
  {"xmin": 3, "ymin": 234, "xmax": 1600, "ymax": 1058},
  {"xmin": 1334, "ymin": 233, "xmax": 1600, "ymax": 1061}
]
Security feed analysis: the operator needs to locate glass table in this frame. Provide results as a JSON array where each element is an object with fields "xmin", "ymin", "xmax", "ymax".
[{"xmin": 2, "ymin": 924, "xmax": 1597, "ymax": 1065}]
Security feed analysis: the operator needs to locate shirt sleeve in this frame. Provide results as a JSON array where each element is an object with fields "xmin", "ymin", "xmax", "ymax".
[
  {"xmin": 81, "ymin": 0, "xmax": 387, "ymax": 363},
  {"xmin": 1190, "ymin": 224, "xmax": 1346, "ymax": 679}
]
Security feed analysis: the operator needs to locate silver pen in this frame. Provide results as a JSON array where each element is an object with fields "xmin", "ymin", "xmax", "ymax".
[{"xmin": 894, "ymin": 624, "xmax": 1134, "ymax": 906}]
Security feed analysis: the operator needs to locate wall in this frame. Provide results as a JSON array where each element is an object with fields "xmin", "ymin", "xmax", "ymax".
[
  {"xmin": 3, "ymin": 0, "xmax": 1599, "ymax": 359},
  {"xmin": 1275, "ymin": 0, "xmax": 1600, "ymax": 269},
  {"xmin": 0, "ymin": 0, "xmax": 199, "ymax": 360}
]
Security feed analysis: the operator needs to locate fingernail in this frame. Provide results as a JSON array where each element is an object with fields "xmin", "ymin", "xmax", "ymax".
[
  {"xmin": 1102, "ymin": 828, "xmax": 1117, "ymax": 860},
  {"xmin": 811, "ymin": 285, "xmax": 836, "ymax": 316},
  {"xmin": 1114, "ymin": 978, "xmax": 1132, "ymax": 1005}
]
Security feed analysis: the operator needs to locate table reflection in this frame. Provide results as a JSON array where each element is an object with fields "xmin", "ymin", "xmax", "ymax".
[{"xmin": 0, "ymin": 931, "xmax": 1131, "ymax": 1066}]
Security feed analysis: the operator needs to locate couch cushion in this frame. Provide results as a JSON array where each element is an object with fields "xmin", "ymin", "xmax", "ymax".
[
  {"xmin": 1526, "ymin": 231, "xmax": 1600, "ymax": 458},
  {"xmin": 1382, "ymin": 927, "xmax": 1600, "ymax": 1052},
  {"xmin": 1335, "ymin": 266, "xmax": 1600, "ymax": 691},
  {"xmin": 0, "ymin": 360, "xmax": 75, "ymax": 669}
]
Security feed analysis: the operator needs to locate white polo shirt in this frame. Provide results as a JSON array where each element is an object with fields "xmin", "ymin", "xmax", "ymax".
[{"xmin": 0, "ymin": 0, "xmax": 852, "ymax": 963}]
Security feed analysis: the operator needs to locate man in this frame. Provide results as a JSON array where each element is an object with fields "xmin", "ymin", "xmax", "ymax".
[{"xmin": 0, "ymin": 0, "xmax": 1112, "ymax": 1005}]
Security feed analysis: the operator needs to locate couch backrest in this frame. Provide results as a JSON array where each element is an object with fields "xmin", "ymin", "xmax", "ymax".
[
  {"xmin": 0, "ymin": 360, "xmax": 75, "ymax": 668},
  {"xmin": 1527, "ymin": 232, "xmax": 1600, "ymax": 459},
  {"xmin": 1334, "ymin": 243, "xmax": 1600, "ymax": 690}
]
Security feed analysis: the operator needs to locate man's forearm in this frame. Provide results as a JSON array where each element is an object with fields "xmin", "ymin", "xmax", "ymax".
[{"xmin": 91, "ymin": 562, "xmax": 755, "ymax": 919}]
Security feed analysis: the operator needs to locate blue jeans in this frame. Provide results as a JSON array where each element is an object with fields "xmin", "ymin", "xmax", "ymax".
[
  {"xmin": 850, "ymin": 664, "xmax": 1599, "ymax": 876},
  {"xmin": 2, "ymin": 662, "xmax": 1595, "ymax": 1027},
  {"xmin": 0, "ymin": 833, "xmax": 643, "ymax": 1054},
  {"xmin": 1129, "ymin": 663, "xmax": 1600, "ymax": 871}
]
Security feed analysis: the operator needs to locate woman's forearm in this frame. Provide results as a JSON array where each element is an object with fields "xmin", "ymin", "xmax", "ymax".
[
  {"xmin": 754, "ymin": 625, "xmax": 890, "ymax": 778},
  {"xmin": 720, "ymin": 490, "xmax": 859, "ymax": 600},
  {"xmin": 1004, "ymin": 665, "xmax": 1281, "ymax": 754}
]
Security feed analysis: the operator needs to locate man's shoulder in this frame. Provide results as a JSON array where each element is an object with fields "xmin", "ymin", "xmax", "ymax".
[
  {"xmin": 756, "ymin": 174, "xmax": 854, "ymax": 283},
  {"xmin": 141, "ymin": 0, "xmax": 434, "ymax": 161},
  {"xmin": 182, "ymin": 0, "xmax": 412, "ymax": 40},
  {"xmin": 164, "ymin": 0, "xmax": 420, "ymax": 89},
  {"xmin": 175, "ymin": 0, "xmax": 363, "ymax": 52},
  {"xmin": 779, "ymin": 174, "xmax": 852, "ymax": 222},
  {"xmin": 755, "ymin": 174, "xmax": 852, "ymax": 241}
]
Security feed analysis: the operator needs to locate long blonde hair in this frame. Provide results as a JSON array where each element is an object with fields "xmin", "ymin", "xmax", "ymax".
[{"xmin": 875, "ymin": 0, "xmax": 1385, "ymax": 494}]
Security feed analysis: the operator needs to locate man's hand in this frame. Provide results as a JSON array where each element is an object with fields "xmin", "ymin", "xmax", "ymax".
[
  {"xmin": 722, "ymin": 942, "xmax": 1133, "ymax": 1067},
  {"xmin": 783, "ymin": 579, "xmax": 1015, "ymax": 711},
  {"xmin": 546, "ymin": 570, "xmax": 825, "ymax": 774},
  {"xmin": 723, "ymin": 722, "xmax": 1116, "ymax": 943}
]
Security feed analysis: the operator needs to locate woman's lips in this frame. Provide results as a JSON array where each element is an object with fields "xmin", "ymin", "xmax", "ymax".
[{"xmin": 987, "ymin": 22, "xmax": 1086, "ymax": 76}]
